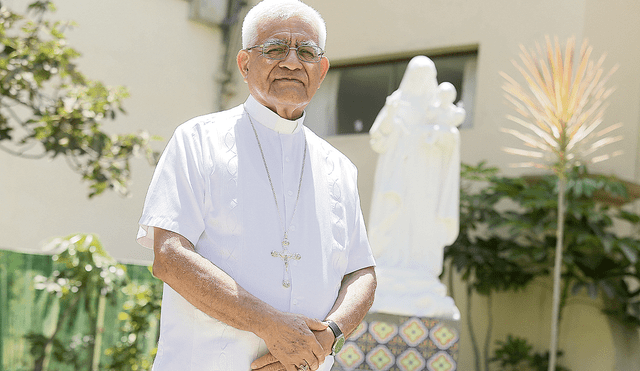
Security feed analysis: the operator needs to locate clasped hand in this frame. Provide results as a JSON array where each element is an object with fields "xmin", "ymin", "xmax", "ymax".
[{"xmin": 252, "ymin": 312, "xmax": 333, "ymax": 371}]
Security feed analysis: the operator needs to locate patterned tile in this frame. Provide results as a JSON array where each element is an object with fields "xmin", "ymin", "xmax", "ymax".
[
  {"xmin": 332, "ymin": 314, "xmax": 458, "ymax": 371},
  {"xmin": 426, "ymin": 352, "xmax": 456, "ymax": 371},
  {"xmin": 369, "ymin": 321, "xmax": 398, "ymax": 344},
  {"xmin": 429, "ymin": 323, "xmax": 458, "ymax": 350},
  {"xmin": 349, "ymin": 321, "xmax": 368, "ymax": 340},
  {"xmin": 422, "ymin": 318, "xmax": 439, "ymax": 329},
  {"xmin": 400, "ymin": 318, "xmax": 429, "ymax": 346},
  {"xmin": 416, "ymin": 338, "xmax": 438, "ymax": 360},
  {"xmin": 366, "ymin": 345, "xmax": 395, "ymax": 371},
  {"xmin": 397, "ymin": 349, "xmax": 425, "ymax": 371},
  {"xmin": 357, "ymin": 332, "xmax": 379, "ymax": 354},
  {"xmin": 387, "ymin": 335, "xmax": 408, "ymax": 356},
  {"xmin": 336, "ymin": 342, "xmax": 365, "ymax": 370}
]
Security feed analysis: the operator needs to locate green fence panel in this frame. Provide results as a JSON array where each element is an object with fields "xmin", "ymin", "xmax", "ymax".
[
  {"xmin": 0, "ymin": 249, "xmax": 161, "ymax": 371},
  {"xmin": 1, "ymin": 251, "xmax": 7, "ymax": 371}
]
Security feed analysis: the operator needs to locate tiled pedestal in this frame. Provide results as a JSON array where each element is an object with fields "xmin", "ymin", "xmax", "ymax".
[{"xmin": 331, "ymin": 313, "xmax": 459, "ymax": 371}]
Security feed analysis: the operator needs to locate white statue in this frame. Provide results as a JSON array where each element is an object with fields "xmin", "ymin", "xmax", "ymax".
[{"xmin": 368, "ymin": 56, "xmax": 464, "ymax": 320}]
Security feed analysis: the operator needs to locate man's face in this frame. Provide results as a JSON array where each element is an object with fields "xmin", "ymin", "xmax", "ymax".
[{"xmin": 237, "ymin": 17, "xmax": 330, "ymax": 120}]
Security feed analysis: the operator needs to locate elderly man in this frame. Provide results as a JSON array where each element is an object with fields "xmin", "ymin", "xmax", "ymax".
[{"xmin": 136, "ymin": 1, "xmax": 377, "ymax": 370}]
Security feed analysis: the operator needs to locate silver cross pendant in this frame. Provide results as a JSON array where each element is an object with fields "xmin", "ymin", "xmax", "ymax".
[{"xmin": 271, "ymin": 234, "xmax": 301, "ymax": 288}]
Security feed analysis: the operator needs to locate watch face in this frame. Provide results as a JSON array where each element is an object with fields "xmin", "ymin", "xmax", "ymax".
[{"xmin": 333, "ymin": 336, "xmax": 345, "ymax": 354}]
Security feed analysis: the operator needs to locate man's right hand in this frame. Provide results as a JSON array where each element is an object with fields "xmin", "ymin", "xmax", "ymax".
[{"xmin": 253, "ymin": 314, "xmax": 328, "ymax": 371}]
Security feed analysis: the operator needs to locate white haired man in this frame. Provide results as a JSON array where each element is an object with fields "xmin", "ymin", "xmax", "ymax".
[{"xmin": 136, "ymin": 1, "xmax": 377, "ymax": 370}]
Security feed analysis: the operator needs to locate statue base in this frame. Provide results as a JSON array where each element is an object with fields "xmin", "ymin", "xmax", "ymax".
[
  {"xmin": 368, "ymin": 267, "xmax": 460, "ymax": 321},
  {"xmin": 331, "ymin": 312, "xmax": 459, "ymax": 371}
]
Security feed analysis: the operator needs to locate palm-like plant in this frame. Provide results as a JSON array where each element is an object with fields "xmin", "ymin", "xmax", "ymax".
[{"xmin": 500, "ymin": 36, "xmax": 621, "ymax": 371}]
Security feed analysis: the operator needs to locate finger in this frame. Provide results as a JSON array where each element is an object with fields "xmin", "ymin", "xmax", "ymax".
[
  {"xmin": 301, "ymin": 357, "xmax": 315, "ymax": 371},
  {"xmin": 253, "ymin": 362, "xmax": 286, "ymax": 371},
  {"xmin": 251, "ymin": 352, "xmax": 279, "ymax": 370},
  {"xmin": 298, "ymin": 318, "xmax": 326, "ymax": 367},
  {"xmin": 295, "ymin": 361, "xmax": 311, "ymax": 371},
  {"xmin": 305, "ymin": 357, "xmax": 319, "ymax": 371},
  {"xmin": 310, "ymin": 339, "xmax": 326, "ymax": 365},
  {"xmin": 311, "ymin": 346, "xmax": 325, "ymax": 369},
  {"xmin": 305, "ymin": 318, "xmax": 328, "ymax": 332}
]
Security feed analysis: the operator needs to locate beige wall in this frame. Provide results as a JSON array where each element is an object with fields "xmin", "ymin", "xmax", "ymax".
[
  {"xmin": 583, "ymin": 0, "xmax": 640, "ymax": 180},
  {"xmin": 0, "ymin": 0, "xmax": 222, "ymax": 263}
]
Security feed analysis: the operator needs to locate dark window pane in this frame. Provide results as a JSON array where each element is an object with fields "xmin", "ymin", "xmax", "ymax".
[
  {"xmin": 337, "ymin": 64, "xmax": 394, "ymax": 134},
  {"xmin": 322, "ymin": 51, "xmax": 477, "ymax": 135}
]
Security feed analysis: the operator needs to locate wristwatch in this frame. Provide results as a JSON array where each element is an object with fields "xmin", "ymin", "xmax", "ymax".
[{"xmin": 325, "ymin": 320, "xmax": 345, "ymax": 356}]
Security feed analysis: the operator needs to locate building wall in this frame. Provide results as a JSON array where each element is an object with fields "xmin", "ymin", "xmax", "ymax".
[
  {"xmin": 583, "ymin": 0, "xmax": 640, "ymax": 180},
  {"xmin": 0, "ymin": 0, "xmax": 223, "ymax": 263}
]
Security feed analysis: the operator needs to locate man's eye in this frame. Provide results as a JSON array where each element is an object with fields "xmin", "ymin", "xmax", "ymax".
[
  {"xmin": 298, "ymin": 47, "xmax": 317, "ymax": 60},
  {"xmin": 264, "ymin": 45, "xmax": 287, "ymax": 56}
]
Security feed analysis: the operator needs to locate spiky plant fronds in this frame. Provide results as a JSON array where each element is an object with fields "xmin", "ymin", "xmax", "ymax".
[
  {"xmin": 500, "ymin": 36, "xmax": 621, "ymax": 175},
  {"xmin": 500, "ymin": 36, "xmax": 621, "ymax": 371}
]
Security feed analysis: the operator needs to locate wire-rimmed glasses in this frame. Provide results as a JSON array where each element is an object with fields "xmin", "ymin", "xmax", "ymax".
[{"xmin": 246, "ymin": 41, "xmax": 324, "ymax": 63}]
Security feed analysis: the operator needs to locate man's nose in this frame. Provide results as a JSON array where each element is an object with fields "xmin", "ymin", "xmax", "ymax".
[{"xmin": 279, "ymin": 47, "xmax": 303, "ymax": 70}]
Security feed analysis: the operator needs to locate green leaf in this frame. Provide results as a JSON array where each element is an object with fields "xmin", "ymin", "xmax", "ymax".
[
  {"xmin": 618, "ymin": 210, "xmax": 640, "ymax": 224},
  {"xmin": 619, "ymin": 240, "xmax": 639, "ymax": 264}
]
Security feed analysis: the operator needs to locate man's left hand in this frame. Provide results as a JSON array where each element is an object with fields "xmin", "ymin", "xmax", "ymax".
[{"xmin": 251, "ymin": 327, "xmax": 335, "ymax": 371}]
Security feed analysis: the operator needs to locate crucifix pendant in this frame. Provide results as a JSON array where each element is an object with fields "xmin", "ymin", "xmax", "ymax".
[{"xmin": 271, "ymin": 232, "xmax": 301, "ymax": 288}]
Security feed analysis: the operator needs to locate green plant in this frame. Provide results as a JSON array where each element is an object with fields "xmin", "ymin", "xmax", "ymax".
[
  {"xmin": 104, "ymin": 271, "xmax": 162, "ymax": 371},
  {"xmin": 445, "ymin": 162, "xmax": 640, "ymax": 371},
  {"xmin": 490, "ymin": 335, "xmax": 570, "ymax": 371},
  {"xmin": 0, "ymin": 0, "xmax": 158, "ymax": 197},
  {"xmin": 27, "ymin": 234, "xmax": 127, "ymax": 371},
  {"xmin": 498, "ymin": 166, "xmax": 640, "ymax": 326},
  {"xmin": 1, "ymin": 249, "xmax": 162, "ymax": 371},
  {"xmin": 447, "ymin": 162, "xmax": 547, "ymax": 371}
]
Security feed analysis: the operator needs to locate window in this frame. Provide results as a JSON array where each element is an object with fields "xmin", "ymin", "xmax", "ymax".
[{"xmin": 304, "ymin": 51, "xmax": 477, "ymax": 137}]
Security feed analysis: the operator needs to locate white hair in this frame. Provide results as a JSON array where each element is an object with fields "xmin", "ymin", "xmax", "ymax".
[{"xmin": 242, "ymin": 0, "xmax": 327, "ymax": 50}]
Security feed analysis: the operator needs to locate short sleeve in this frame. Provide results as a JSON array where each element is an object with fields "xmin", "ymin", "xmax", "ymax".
[
  {"xmin": 345, "ymin": 168, "xmax": 376, "ymax": 274},
  {"xmin": 137, "ymin": 123, "xmax": 207, "ymax": 249}
]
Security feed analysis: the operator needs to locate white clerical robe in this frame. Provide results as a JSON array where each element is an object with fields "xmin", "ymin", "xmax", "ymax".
[{"xmin": 137, "ymin": 95, "xmax": 375, "ymax": 371}]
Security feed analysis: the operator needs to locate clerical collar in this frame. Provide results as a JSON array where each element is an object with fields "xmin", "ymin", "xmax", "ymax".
[{"xmin": 243, "ymin": 95, "xmax": 305, "ymax": 134}]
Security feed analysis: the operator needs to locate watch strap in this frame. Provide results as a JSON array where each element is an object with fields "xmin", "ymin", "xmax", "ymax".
[
  {"xmin": 326, "ymin": 320, "xmax": 343, "ymax": 339},
  {"xmin": 325, "ymin": 320, "xmax": 345, "ymax": 355}
]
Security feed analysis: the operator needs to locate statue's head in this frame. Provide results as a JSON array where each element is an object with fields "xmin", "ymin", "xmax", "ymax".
[
  {"xmin": 399, "ymin": 56, "xmax": 438, "ymax": 98},
  {"xmin": 437, "ymin": 82, "xmax": 457, "ymax": 105}
]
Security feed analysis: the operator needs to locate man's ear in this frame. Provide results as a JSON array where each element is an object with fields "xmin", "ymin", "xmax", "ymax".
[
  {"xmin": 318, "ymin": 56, "xmax": 330, "ymax": 85},
  {"xmin": 237, "ymin": 50, "xmax": 250, "ymax": 82}
]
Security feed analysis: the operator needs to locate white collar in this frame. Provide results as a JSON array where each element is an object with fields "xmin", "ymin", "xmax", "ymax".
[{"xmin": 243, "ymin": 95, "xmax": 305, "ymax": 134}]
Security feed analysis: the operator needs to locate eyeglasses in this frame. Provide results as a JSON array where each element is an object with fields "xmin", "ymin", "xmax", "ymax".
[{"xmin": 246, "ymin": 41, "xmax": 324, "ymax": 63}]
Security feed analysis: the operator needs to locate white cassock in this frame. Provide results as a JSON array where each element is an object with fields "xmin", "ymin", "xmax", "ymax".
[{"xmin": 137, "ymin": 95, "xmax": 375, "ymax": 371}]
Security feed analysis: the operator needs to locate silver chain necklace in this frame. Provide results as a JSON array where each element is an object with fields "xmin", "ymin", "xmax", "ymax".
[{"xmin": 245, "ymin": 109, "xmax": 307, "ymax": 288}]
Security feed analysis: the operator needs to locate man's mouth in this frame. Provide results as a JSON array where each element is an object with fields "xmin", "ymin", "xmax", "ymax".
[{"xmin": 274, "ymin": 77, "xmax": 303, "ymax": 84}]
